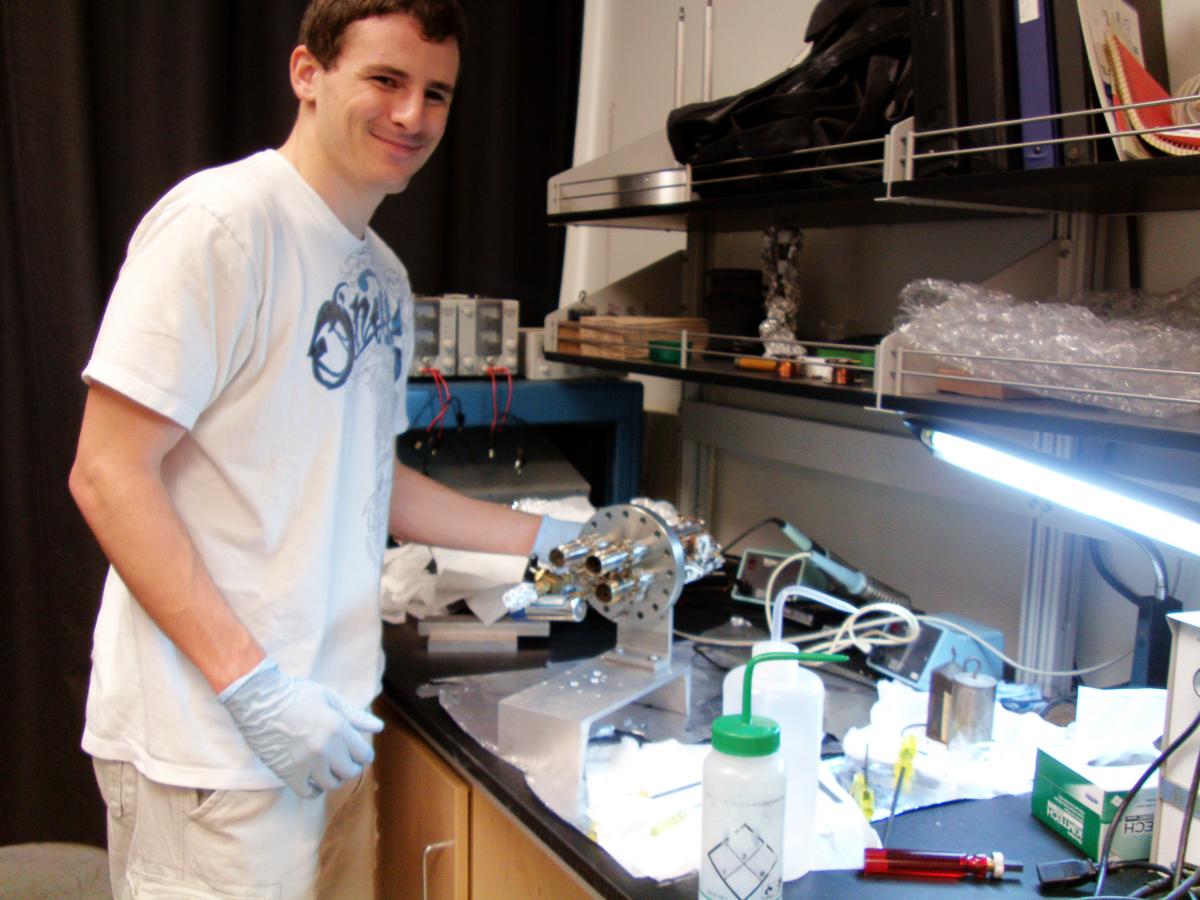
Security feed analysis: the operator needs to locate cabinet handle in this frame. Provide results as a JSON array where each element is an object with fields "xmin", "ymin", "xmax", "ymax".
[{"xmin": 422, "ymin": 839, "xmax": 455, "ymax": 900}]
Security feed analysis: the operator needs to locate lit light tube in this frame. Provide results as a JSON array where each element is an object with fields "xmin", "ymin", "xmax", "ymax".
[{"xmin": 907, "ymin": 420, "xmax": 1200, "ymax": 558}]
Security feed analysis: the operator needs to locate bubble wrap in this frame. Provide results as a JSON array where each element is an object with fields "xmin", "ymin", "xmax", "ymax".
[
  {"xmin": 759, "ymin": 225, "xmax": 807, "ymax": 358},
  {"xmin": 892, "ymin": 278, "xmax": 1200, "ymax": 418}
]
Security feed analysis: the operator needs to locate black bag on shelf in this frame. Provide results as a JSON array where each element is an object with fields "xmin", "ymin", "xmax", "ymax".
[{"xmin": 666, "ymin": 0, "xmax": 912, "ymax": 189}]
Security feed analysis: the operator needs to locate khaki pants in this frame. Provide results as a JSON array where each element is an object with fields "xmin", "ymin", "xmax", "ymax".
[{"xmin": 92, "ymin": 758, "xmax": 376, "ymax": 899}]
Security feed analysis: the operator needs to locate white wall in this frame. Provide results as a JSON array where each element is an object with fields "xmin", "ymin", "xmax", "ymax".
[
  {"xmin": 561, "ymin": 0, "xmax": 819, "ymax": 300},
  {"xmin": 566, "ymin": 0, "xmax": 1200, "ymax": 690},
  {"xmin": 561, "ymin": 0, "xmax": 821, "ymax": 412}
]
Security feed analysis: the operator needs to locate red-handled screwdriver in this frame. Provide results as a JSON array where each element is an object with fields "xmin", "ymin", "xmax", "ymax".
[{"xmin": 863, "ymin": 848, "xmax": 1023, "ymax": 881}]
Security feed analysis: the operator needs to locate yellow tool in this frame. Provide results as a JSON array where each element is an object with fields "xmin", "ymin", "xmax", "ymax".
[
  {"xmin": 881, "ymin": 735, "xmax": 919, "ymax": 846},
  {"xmin": 851, "ymin": 747, "xmax": 876, "ymax": 822},
  {"xmin": 893, "ymin": 735, "xmax": 917, "ymax": 791}
]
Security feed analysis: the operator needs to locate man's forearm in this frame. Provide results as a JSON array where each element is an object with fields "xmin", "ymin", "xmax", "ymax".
[
  {"xmin": 77, "ymin": 472, "xmax": 262, "ymax": 693},
  {"xmin": 388, "ymin": 461, "xmax": 542, "ymax": 555},
  {"xmin": 70, "ymin": 387, "xmax": 263, "ymax": 694}
]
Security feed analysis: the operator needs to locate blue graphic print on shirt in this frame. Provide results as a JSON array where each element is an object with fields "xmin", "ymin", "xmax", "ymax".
[{"xmin": 306, "ymin": 267, "xmax": 405, "ymax": 389}]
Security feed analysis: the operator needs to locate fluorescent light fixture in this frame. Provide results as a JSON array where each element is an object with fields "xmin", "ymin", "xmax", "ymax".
[{"xmin": 906, "ymin": 419, "xmax": 1200, "ymax": 557}]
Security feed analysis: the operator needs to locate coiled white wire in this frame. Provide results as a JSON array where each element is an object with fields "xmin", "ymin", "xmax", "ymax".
[{"xmin": 675, "ymin": 556, "xmax": 1133, "ymax": 678}]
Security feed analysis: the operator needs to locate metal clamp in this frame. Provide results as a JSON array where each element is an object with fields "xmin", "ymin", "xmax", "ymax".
[{"xmin": 421, "ymin": 839, "xmax": 454, "ymax": 900}]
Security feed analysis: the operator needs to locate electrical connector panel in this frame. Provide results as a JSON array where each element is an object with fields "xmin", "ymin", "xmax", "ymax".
[
  {"xmin": 413, "ymin": 295, "xmax": 461, "ymax": 376},
  {"xmin": 456, "ymin": 296, "xmax": 519, "ymax": 375}
]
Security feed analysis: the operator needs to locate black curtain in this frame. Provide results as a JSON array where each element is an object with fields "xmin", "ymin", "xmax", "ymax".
[{"xmin": 0, "ymin": 0, "xmax": 582, "ymax": 847}]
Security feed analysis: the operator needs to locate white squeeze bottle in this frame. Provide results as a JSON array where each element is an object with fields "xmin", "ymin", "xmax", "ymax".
[
  {"xmin": 699, "ymin": 708, "xmax": 785, "ymax": 900},
  {"xmin": 722, "ymin": 641, "xmax": 825, "ymax": 881}
]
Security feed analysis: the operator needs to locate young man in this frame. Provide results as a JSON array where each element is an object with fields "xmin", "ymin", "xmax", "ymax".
[{"xmin": 69, "ymin": 1, "xmax": 577, "ymax": 896}]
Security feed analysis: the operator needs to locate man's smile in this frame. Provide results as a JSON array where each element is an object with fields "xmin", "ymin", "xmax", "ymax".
[{"xmin": 370, "ymin": 131, "xmax": 425, "ymax": 156}]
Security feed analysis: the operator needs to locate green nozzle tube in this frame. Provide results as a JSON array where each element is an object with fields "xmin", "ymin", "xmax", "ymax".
[{"xmin": 740, "ymin": 651, "xmax": 849, "ymax": 725}]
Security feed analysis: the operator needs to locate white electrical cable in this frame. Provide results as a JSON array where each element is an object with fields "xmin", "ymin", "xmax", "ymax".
[
  {"xmin": 919, "ymin": 615, "xmax": 1132, "ymax": 678},
  {"xmin": 772, "ymin": 584, "xmax": 858, "ymax": 639},
  {"xmin": 675, "ymin": 609, "xmax": 1132, "ymax": 678},
  {"xmin": 683, "ymin": 545, "xmax": 1134, "ymax": 678},
  {"xmin": 805, "ymin": 602, "xmax": 921, "ymax": 656},
  {"xmin": 675, "ymin": 603, "xmax": 921, "ymax": 655},
  {"xmin": 672, "ymin": 629, "xmax": 813, "ymax": 648},
  {"xmin": 762, "ymin": 549, "xmax": 811, "ymax": 640}
]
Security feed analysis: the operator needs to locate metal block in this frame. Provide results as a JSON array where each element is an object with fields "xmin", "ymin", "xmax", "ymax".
[{"xmin": 497, "ymin": 655, "xmax": 690, "ymax": 819}]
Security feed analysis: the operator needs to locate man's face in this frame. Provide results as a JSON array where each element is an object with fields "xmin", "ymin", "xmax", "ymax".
[{"xmin": 308, "ymin": 13, "xmax": 459, "ymax": 200}]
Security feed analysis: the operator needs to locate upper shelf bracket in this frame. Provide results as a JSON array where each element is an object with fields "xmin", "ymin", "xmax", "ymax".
[{"xmin": 878, "ymin": 117, "xmax": 1050, "ymax": 217}]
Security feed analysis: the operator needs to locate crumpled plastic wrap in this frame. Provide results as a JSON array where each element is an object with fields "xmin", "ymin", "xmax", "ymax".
[
  {"xmin": 758, "ymin": 225, "xmax": 806, "ymax": 358},
  {"xmin": 892, "ymin": 278, "xmax": 1200, "ymax": 418}
]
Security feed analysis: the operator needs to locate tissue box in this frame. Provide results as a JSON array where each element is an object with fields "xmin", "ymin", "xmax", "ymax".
[{"xmin": 1032, "ymin": 747, "xmax": 1156, "ymax": 861}]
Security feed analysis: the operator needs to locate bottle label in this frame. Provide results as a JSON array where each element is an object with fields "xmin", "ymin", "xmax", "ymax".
[{"xmin": 700, "ymin": 797, "xmax": 783, "ymax": 899}]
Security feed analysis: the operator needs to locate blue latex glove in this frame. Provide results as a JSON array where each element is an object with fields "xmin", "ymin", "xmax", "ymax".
[
  {"xmin": 219, "ymin": 658, "xmax": 384, "ymax": 798},
  {"xmin": 531, "ymin": 515, "xmax": 583, "ymax": 563}
]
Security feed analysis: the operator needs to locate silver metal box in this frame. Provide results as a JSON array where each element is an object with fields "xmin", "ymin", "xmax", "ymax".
[
  {"xmin": 456, "ymin": 297, "xmax": 519, "ymax": 375},
  {"xmin": 412, "ymin": 295, "xmax": 461, "ymax": 376}
]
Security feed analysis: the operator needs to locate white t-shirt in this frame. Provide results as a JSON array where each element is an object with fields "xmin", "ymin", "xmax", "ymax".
[{"xmin": 81, "ymin": 149, "xmax": 414, "ymax": 790}]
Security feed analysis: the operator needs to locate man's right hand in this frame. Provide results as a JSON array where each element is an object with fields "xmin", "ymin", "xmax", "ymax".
[{"xmin": 219, "ymin": 658, "xmax": 384, "ymax": 798}]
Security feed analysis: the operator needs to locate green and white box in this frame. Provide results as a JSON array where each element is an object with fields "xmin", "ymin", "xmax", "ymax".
[{"xmin": 1032, "ymin": 747, "xmax": 1156, "ymax": 861}]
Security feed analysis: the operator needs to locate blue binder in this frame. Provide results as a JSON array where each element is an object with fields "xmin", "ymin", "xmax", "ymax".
[{"xmin": 1013, "ymin": 0, "xmax": 1061, "ymax": 168}]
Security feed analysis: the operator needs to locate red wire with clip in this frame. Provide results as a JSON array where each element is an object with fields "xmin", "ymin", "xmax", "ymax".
[
  {"xmin": 485, "ymin": 367, "xmax": 515, "ymax": 459},
  {"xmin": 496, "ymin": 367, "xmax": 513, "ymax": 431},
  {"xmin": 487, "ymin": 367, "xmax": 499, "ymax": 437},
  {"xmin": 423, "ymin": 368, "xmax": 452, "ymax": 440}
]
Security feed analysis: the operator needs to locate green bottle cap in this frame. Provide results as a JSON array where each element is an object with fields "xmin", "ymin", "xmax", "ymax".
[{"xmin": 711, "ymin": 714, "xmax": 780, "ymax": 757}]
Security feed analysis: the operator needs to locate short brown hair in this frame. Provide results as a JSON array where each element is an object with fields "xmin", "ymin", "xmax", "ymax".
[{"xmin": 299, "ymin": 0, "xmax": 468, "ymax": 69}]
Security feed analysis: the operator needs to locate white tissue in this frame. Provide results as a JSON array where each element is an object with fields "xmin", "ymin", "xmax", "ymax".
[
  {"xmin": 379, "ymin": 543, "xmax": 437, "ymax": 623},
  {"xmin": 839, "ymin": 679, "xmax": 1066, "ymax": 817},
  {"xmin": 1073, "ymin": 686, "xmax": 1167, "ymax": 768},
  {"xmin": 584, "ymin": 737, "xmax": 708, "ymax": 883}
]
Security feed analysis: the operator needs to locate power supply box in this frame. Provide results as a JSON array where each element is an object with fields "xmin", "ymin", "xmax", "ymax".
[
  {"xmin": 412, "ymin": 295, "xmax": 519, "ymax": 377},
  {"xmin": 455, "ymin": 296, "xmax": 519, "ymax": 375},
  {"xmin": 413, "ymin": 295, "xmax": 461, "ymax": 376}
]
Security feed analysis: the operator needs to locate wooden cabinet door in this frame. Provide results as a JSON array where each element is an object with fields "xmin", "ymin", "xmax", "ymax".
[
  {"xmin": 469, "ymin": 790, "xmax": 595, "ymax": 900},
  {"xmin": 376, "ymin": 706, "xmax": 469, "ymax": 900}
]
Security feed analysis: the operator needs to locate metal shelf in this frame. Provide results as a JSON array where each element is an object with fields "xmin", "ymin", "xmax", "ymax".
[
  {"xmin": 544, "ymin": 350, "xmax": 877, "ymax": 406},
  {"xmin": 547, "ymin": 178, "xmax": 1012, "ymax": 231},
  {"xmin": 547, "ymin": 103, "xmax": 1200, "ymax": 231},
  {"xmin": 545, "ymin": 104, "xmax": 1200, "ymax": 449},
  {"xmin": 544, "ymin": 350, "xmax": 1200, "ymax": 451},
  {"xmin": 547, "ymin": 154, "xmax": 1200, "ymax": 231},
  {"xmin": 879, "ymin": 391, "xmax": 1200, "ymax": 452},
  {"xmin": 888, "ymin": 154, "xmax": 1200, "ymax": 217}
]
